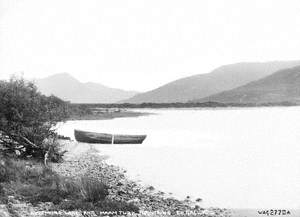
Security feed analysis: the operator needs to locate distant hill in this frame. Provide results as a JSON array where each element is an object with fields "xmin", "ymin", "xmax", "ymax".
[
  {"xmin": 123, "ymin": 60, "xmax": 300, "ymax": 103},
  {"xmin": 195, "ymin": 66, "xmax": 300, "ymax": 104},
  {"xmin": 35, "ymin": 73, "xmax": 138, "ymax": 103}
]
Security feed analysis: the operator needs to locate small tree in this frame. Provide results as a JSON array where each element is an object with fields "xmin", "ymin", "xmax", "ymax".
[{"xmin": 0, "ymin": 76, "xmax": 69, "ymax": 161}]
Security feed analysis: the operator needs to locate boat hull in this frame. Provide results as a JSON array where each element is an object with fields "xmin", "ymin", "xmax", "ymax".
[{"xmin": 74, "ymin": 130, "xmax": 146, "ymax": 144}]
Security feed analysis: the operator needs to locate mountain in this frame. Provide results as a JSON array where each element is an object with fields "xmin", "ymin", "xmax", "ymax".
[
  {"xmin": 35, "ymin": 73, "xmax": 138, "ymax": 103},
  {"xmin": 123, "ymin": 60, "xmax": 300, "ymax": 103},
  {"xmin": 195, "ymin": 66, "xmax": 300, "ymax": 104}
]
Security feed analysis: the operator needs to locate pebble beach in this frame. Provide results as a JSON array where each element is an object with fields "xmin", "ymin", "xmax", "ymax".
[{"xmin": 50, "ymin": 140, "xmax": 230, "ymax": 216}]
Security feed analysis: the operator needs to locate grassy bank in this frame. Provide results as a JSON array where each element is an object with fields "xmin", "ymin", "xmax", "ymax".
[{"xmin": 0, "ymin": 156, "xmax": 139, "ymax": 216}]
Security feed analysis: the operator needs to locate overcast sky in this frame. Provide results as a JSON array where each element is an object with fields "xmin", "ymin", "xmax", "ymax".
[{"xmin": 1, "ymin": 0, "xmax": 300, "ymax": 91}]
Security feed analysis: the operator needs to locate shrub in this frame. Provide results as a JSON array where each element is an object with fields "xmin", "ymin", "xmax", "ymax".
[
  {"xmin": 80, "ymin": 177, "xmax": 109, "ymax": 203},
  {"xmin": 42, "ymin": 138, "xmax": 67, "ymax": 163},
  {"xmin": 0, "ymin": 76, "xmax": 69, "ymax": 161}
]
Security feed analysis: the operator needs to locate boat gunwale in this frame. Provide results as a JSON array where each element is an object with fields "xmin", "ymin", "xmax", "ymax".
[{"xmin": 74, "ymin": 129, "xmax": 146, "ymax": 138}]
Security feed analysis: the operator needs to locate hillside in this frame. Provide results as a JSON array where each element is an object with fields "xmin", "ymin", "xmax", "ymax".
[
  {"xmin": 35, "ymin": 73, "xmax": 138, "ymax": 103},
  {"xmin": 195, "ymin": 66, "xmax": 300, "ymax": 104},
  {"xmin": 123, "ymin": 60, "xmax": 300, "ymax": 103}
]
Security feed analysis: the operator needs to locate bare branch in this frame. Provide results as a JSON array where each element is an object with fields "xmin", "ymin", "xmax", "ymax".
[{"xmin": 19, "ymin": 135, "xmax": 38, "ymax": 148}]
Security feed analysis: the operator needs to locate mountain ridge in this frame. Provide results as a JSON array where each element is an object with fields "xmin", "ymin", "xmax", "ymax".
[
  {"xmin": 35, "ymin": 73, "xmax": 138, "ymax": 103},
  {"xmin": 123, "ymin": 60, "xmax": 300, "ymax": 103},
  {"xmin": 194, "ymin": 65, "xmax": 300, "ymax": 104}
]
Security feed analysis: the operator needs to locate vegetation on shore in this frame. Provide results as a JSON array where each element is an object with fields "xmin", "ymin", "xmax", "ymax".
[
  {"xmin": 0, "ymin": 78, "xmax": 140, "ymax": 215},
  {"xmin": 0, "ymin": 77, "xmax": 229, "ymax": 216},
  {"xmin": 0, "ymin": 77, "xmax": 68, "ymax": 162},
  {"xmin": 0, "ymin": 155, "xmax": 140, "ymax": 215}
]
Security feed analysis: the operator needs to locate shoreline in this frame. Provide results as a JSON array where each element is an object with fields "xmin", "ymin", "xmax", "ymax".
[
  {"xmin": 66, "ymin": 103, "xmax": 300, "ymax": 122},
  {"xmin": 51, "ymin": 140, "xmax": 229, "ymax": 216},
  {"xmin": 67, "ymin": 108, "xmax": 153, "ymax": 121},
  {"xmin": 66, "ymin": 106, "xmax": 300, "ymax": 122}
]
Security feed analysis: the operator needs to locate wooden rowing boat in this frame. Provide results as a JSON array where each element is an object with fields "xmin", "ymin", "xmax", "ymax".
[{"xmin": 74, "ymin": 129, "xmax": 147, "ymax": 144}]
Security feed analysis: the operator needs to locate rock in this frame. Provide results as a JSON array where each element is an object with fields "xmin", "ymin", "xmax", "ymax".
[{"xmin": 0, "ymin": 205, "xmax": 9, "ymax": 217}]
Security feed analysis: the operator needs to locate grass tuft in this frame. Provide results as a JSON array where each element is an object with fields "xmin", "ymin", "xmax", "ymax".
[{"xmin": 0, "ymin": 157, "xmax": 139, "ymax": 213}]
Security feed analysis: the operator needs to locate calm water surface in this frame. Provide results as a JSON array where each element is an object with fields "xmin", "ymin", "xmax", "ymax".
[{"xmin": 58, "ymin": 107, "xmax": 300, "ymax": 209}]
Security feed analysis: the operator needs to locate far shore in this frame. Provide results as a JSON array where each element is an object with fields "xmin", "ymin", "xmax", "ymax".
[
  {"xmin": 70, "ymin": 101, "xmax": 299, "ymax": 109},
  {"xmin": 67, "ymin": 108, "xmax": 153, "ymax": 121},
  {"xmin": 67, "ymin": 101, "xmax": 300, "ymax": 121}
]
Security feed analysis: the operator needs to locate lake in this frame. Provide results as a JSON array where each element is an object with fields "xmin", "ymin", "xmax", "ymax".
[{"xmin": 57, "ymin": 107, "xmax": 300, "ymax": 209}]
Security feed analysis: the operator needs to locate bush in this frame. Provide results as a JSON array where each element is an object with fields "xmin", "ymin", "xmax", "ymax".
[
  {"xmin": 42, "ymin": 138, "xmax": 66, "ymax": 163},
  {"xmin": 0, "ymin": 76, "xmax": 69, "ymax": 161},
  {"xmin": 80, "ymin": 177, "xmax": 109, "ymax": 203}
]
